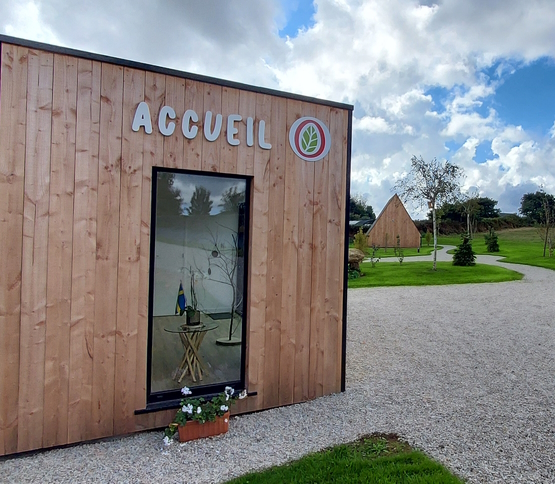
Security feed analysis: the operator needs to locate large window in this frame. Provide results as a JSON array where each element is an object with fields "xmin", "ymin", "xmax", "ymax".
[{"xmin": 147, "ymin": 168, "xmax": 249, "ymax": 405}]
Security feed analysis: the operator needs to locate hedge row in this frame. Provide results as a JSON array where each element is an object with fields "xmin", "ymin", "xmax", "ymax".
[{"xmin": 414, "ymin": 214, "xmax": 530, "ymax": 235}]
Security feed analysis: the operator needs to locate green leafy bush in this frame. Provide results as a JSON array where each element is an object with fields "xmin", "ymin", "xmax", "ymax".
[
  {"xmin": 348, "ymin": 269, "xmax": 361, "ymax": 279},
  {"xmin": 353, "ymin": 228, "xmax": 368, "ymax": 254}
]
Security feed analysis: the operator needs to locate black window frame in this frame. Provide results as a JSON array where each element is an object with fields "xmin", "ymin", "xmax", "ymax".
[{"xmin": 145, "ymin": 166, "xmax": 251, "ymax": 409}]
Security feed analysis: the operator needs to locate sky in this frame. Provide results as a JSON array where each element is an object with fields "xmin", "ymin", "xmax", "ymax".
[{"xmin": 2, "ymin": 0, "xmax": 555, "ymax": 218}]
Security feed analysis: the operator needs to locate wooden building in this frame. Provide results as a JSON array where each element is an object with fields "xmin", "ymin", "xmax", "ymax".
[
  {"xmin": 366, "ymin": 194, "xmax": 421, "ymax": 249},
  {"xmin": 0, "ymin": 36, "xmax": 352, "ymax": 455}
]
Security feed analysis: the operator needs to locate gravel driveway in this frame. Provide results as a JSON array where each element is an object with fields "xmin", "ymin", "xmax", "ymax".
[{"xmin": 1, "ymin": 257, "xmax": 554, "ymax": 483}]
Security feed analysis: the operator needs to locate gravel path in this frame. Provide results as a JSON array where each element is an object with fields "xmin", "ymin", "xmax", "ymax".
[{"xmin": 1, "ymin": 257, "xmax": 554, "ymax": 483}]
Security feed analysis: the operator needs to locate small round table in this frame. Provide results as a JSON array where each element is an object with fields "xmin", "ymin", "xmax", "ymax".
[{"xmin": 164, "ymin": 322, "xmax": 217, "ymax": 383}]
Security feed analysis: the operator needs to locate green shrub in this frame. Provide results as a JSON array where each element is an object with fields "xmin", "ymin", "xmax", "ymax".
[
  {"xmin": 348, "ymin": 268, "xmax": 361, "ymax": 279},
  {"xmin": 452, "ymin": 233, "xmax": 476, "ymax": 266},
  {"xmin": 484, "ymin": 227, "xmax": 500, "ymax": 252},
  {"xmin": 353, "ymin": 228, "xmax": 368, "ymax": 254}
]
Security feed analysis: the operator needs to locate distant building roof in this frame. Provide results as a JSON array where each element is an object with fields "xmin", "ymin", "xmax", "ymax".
[{"xmin": 349, "ymin": 219, "xmax": 374, "ymax": 228}]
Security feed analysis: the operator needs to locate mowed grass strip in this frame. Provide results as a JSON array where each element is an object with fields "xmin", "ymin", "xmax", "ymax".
[
  {"xmin": 376, "ymin": 245, "xmax": 439, "ymax": 258},
  {"xmin": 226, "ymin": 434, "xmax": 463, "ymax": 484},
  {"xmin": 348, "ymin": 262, "xmax": 522, "ymax": 288},
  {"xmin": 439, "ymin": 227, "xmax": 555, "ymax": 271},
  {"xmin": 349, "ymin": 243, "xmax": 439, "ymax": 258}
]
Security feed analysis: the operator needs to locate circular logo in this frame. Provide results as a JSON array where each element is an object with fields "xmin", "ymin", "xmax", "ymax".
[{"xmin": 289, "ymin": 117, "xmax": 331, "ymax": 162}]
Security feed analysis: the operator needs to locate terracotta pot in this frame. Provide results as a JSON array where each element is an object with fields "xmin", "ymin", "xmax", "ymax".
[{"xmin": 177, "ymin": 412, "xmax": 230, "ymax": 442}]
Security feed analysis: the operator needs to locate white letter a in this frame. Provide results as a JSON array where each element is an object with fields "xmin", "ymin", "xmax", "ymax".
[{"xmin": 132, "ymin": 102, "xmax": 153, "ymax": 134}]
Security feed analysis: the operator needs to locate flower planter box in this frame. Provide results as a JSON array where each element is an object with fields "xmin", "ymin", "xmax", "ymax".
[{"xmin": 177, "ymin": 412, "xmax": 230, "ymax": 442}]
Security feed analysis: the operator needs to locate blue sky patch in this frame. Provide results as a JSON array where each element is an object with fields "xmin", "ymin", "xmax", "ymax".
[
  {"xmin": 488, "ymin": 57, "xmax": 555, "ymax": 135},
  {"xmin": 425, "ymin": 86, "xmax": 449, "ymax": 115},
  {"xmin": 474, "ymin": 140, "xmax": 497, "ymax": 164},
  {"xmin": 473, "ymin": 96, "xmax": 492, "ymax": 119},
  {"xmin": 279, "ymin": 0, "xmax": 316, "ymax": 38},
  {"xmin": 445, "ymin": 140, "xmax": 462, "ymax": 153},
  {"xmin": 426, "ymin": 84, "xmax": 493, "ymax": 120}
]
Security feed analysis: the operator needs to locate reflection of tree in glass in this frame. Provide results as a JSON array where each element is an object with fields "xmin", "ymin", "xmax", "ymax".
[
  {"xmin": 219, "ymin": 186, "xmax": 245, "ymax": 212},
  {"xmin": 206, "ymin": 230, "xmax": 243, "ymax": 343},
  {"xmin": 186, "ymin": 186, "xmax": 212, "ymax": 216},
  {"xmin": 156, "ymin": 172, "xmax": 184, "ymax": 227}
]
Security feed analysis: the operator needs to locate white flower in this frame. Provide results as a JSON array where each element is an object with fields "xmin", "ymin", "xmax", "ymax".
[
  {"xmin": 220, "ymin": 405, "xmax": 228, "ymax": 412},
  {"xmin": 196, "ymin": 407, "xmax": 202, "ymax": 414},
  {"xmin": 224, "ymin": 386, "xmax": 234, "ymax": 396},
  {"xmin": 182, "ymin": 404, "xmax": 193, "ymax": 414},
  {"xmin": 181, "ymin": 386, "xmax": 192, "ymax": 396},
  {"xmin": 238, "ymin": 390, "xmax": 248, "ymax": 400},
  {"xmin": 163, "ymin": 436, "xmax": 172, "ymax": 446}
]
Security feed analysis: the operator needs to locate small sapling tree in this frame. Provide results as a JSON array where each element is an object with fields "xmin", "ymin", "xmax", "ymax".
[
  {"xmin": 394, "ymin": 156, "xmax": 464, "ymax": 270},
  {"xmin": 396, "ymin": 235, "xmax": 404, "ymax": 264},
  {"xmin": 484, "ymin": 227, "xmax": 500, "ymax": 252},
  {"xmin": 453, "ymin": 233, "xmax": 476, "ymax": 266},
  {"xmin": 370, "ymin": 244, "xmax": 380, "ymax": 268},
  {"xmin": 205, "ymin": 230, "xmax": 243, "ymax": 344},
  {"xmin": 460, "ymin": 189, "xmax": 480, "ymax": 239},
  {"xmin": 519, "ymin": 189, "xmax": 555, "ymax": 257},
  {"xmin": 353, "ymin": 228, "xmax": 368, "ymax": 255}
]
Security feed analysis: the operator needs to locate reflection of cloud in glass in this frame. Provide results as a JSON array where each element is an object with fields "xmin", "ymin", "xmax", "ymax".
[{"xmin": 172, "ymin": 174, "xmax": 246, "ymax": 215}]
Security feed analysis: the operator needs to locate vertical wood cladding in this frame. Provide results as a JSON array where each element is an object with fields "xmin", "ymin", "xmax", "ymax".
[
  {"xmin": 0, "ymin": 41, "xmax": 350, "ymax": 455},
  {"xmin": 367, "ymin": 194, "xmax": 422, "ymax": 249}
]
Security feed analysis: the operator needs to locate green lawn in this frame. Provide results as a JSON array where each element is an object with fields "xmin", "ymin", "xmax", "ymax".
[
  {"xmin": 226, "ymin": 434, "xmax": 463, "ymax": 484},
  {"xmin": 349, "ymin": 244, "xmax": 439, "ymax": 258},
  {"xmin": 348, "ymin": 261, "xmax": 522, "ymax": 288},
  {"xmin": 438, "ymin": 227, "xmax": 555, "ymax": 271},
  {"xmin": 378, "ymin": 245, "xmax": 439, "ymax": 258}
]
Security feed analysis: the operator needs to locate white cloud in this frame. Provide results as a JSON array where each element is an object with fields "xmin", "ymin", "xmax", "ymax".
[
  {"xmin": 3, "ymin": 1, "xmax": 60, "ymax": 44},
  {"xmin": 441, "ymin": 110, "xmax": 497, "ymax": 139},
  {"xmin": 2, "ymin": 0, "xmax": 555, "ymax": 217},
  {"xmin": 354, "ymin": 116, "xmax": 394, "ymax": 134}
]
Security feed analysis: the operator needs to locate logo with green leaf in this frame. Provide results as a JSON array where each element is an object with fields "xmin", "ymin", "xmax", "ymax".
[
  {"xmin": 289, "ymin": 117, "xmax": 331, "ymax": 162},
  {"xmin": 302, "ymin": 125, "xmax": 319, "ymax": 154}
]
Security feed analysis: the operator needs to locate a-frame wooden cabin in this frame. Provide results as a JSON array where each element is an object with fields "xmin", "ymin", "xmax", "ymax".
[{"xmin": 366, "ymin": 194, "xmax": 421, "ymax": 249}]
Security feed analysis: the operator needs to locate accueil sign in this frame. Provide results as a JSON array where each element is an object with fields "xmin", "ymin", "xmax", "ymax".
[{"xmin": 132, "ymin": 102, "xmax": 331, "ymax": 162}]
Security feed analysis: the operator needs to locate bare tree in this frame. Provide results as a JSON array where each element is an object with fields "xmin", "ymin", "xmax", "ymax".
[
  {"xmin": 520, "ymin": 188, "xmax": 555, "ymax": 256},
  {"xmin": 205, "ymin": 229, "xmax": 244, "ymax": 344},
  {"xmin": 394, "ymin": 156, "xmax": 464, "ymax": 270},
  {"xmin": 460, "ymin": 189, "xmax": 480, "ymax": 239},
  {"xmin": 539, "ymin": 189, "xmax": 553, "ymax": 257}
]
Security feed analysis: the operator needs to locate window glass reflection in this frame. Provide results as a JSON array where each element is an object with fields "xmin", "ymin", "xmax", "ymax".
[{"xmin": 150, "ymin": 170, "xmax": 247, "ymax": 398}]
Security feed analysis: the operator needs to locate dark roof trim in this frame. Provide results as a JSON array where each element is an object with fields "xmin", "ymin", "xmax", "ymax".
[
  {"xmin": 349, "ymin": 219, "xmax": 373, "ymax": 227},
  {"xmin": 0, "ymin": 34, "xmax": 353, "ymax": 111}
]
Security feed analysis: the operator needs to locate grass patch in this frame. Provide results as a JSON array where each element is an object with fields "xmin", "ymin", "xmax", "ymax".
[
  {"xmin": 348, "ymin": 261, "xmax": 522, "ymax": 288},
  {"xmin": 348, "ymin": 243, "xmax": 439, "ymax": 258},
  {"xmin": 377, "ymin": 245, "xmax": 439, "ymax": 258},
  {"xmin": 226, "ymin": 434, "xmax": 463, "ymax": 484},
  {"xmin": 438, "ymin": 227, "xmax": 555, "ymax": 271}
]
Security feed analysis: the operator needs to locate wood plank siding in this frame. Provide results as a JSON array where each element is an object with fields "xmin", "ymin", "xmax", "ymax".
[
  {"xmin": 0, "ymin": 38, "xmax": 351, "ymax": 454},
  {"xmin": 366, "ymin": 194, "xmax": 421, "ymax": 249}
]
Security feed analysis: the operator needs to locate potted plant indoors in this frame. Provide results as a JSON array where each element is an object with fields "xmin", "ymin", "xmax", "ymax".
[
  {"xmin": 185, "ymin": 270, "xmax": 201, "ymax": 326},
  {"xmin": 163, "ymin": 386, "xmax": 247, "ymax": 445}
]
